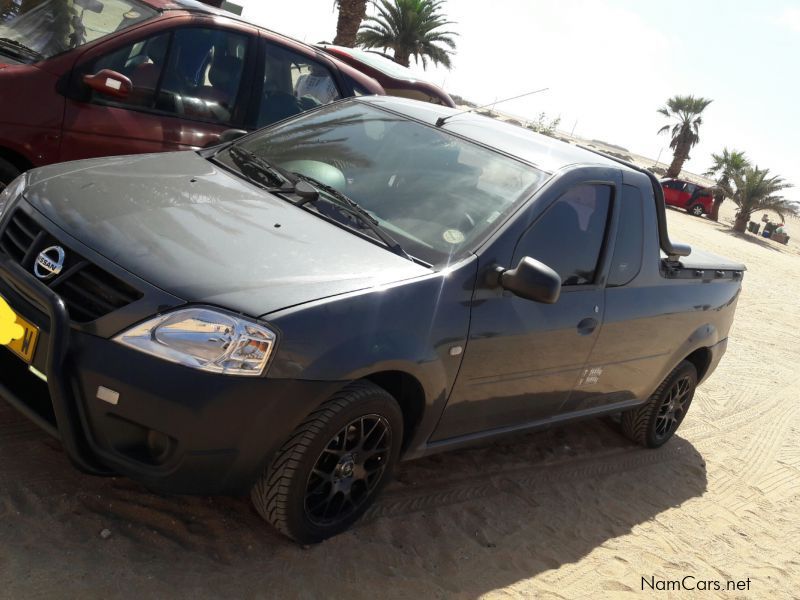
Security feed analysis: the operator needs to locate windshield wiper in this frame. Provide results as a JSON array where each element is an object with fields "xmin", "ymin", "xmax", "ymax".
[
  {"xmin": 290, "ymin": 172, "xmax": 411, "ymax": 260},
  {"xmin": 0, "ymin": 37, "xmax": 43, "ymax": 61},
  {"xmin": 225, "ymin": 146, "xmax": 296, "ymax": 191}
]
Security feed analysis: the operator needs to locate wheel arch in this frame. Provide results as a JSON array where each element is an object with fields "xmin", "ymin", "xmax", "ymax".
[
  {"xmin": 683, "ymin": 346, "xmax": 712, "ymax": 381},
  {"xmin": 363, "ymin": 370, "xmax": 426, "ymax": 453}
]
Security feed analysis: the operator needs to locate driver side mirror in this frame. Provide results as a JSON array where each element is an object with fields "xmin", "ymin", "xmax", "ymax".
[
  {"xmin": 83, "ymin": 69, "xmax": 132, "ymax": 99},
  {"xmin": 75, "ymin": 0, "xmax": 104, "ymax": 13},
  {"xmin": 495, "ymin": 257, "xmax": 561, "ymax": 304}
]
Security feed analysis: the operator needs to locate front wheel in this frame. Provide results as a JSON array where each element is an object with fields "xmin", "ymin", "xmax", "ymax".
[
  {"xmin": 690, "ymin": 204, "xmax": 705, "ymax": 217},
  {"xmin": 621, "ymin": 360, "xmax": 697, "ymax": 448},
  {"xmin": 251, "ymin": 381, "xmax": 403, "ymax": 543}
]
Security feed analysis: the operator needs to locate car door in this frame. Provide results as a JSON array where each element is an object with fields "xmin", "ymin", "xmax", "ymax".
[
  {"xmin": 662, "ymin": 180, "xmax": 682, "ymax": 207},
  {"xmin": 430, "ymin": 171, "xmax": 620, "ymax": 441},
  {"xmin": 558, "ymin": 181, "xmax": 651, "ymax": 414},
  {"xmin": 681, "ymin": 183, "xmax": 699, "ymax": 207},
  {"xmin": 59, "ymin": 20, "xmax": 258, "ymax": 162}
]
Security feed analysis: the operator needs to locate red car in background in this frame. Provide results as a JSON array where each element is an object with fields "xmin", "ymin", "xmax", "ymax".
[
  {"xmin": 317, "ymin": 44, "xmax": 456, "ymax": 108},
  {"xmin": 0, "ymin": 0, "xmax": 383, "ymax": 188},
  {"xmin": 661, "ymin": 178, "xmax": 714, "ymax": 217}
]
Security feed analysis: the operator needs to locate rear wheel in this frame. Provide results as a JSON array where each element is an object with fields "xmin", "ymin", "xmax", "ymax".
[
  {"xmin": 251, "ymin": 381, "xmax": 403, "ymax": 543},
  {"xmin": 690, "ymin": 204, "xmax": 705, "ymax": 217},
  {"xmin": 621, "ymin": 361, "xmax": 697, "ymax": 448},
  {"xmin": 0, "ymin": 157, "xmax": 21, "ymax": 192}
]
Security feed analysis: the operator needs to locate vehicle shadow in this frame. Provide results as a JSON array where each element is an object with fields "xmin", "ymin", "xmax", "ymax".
[{"xmin": 0, "ymin": 401, "xmax": 706, "ymax": 598}]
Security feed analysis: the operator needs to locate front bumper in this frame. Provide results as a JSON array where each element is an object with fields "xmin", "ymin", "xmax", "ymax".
[{"xmin": 0, "ymin": 257, "xmax": 342, "ymax": 494}]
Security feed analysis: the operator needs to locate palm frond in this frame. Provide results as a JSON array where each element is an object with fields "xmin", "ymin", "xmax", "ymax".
[{"xmin": 357, "ymin": 0, "xmax": 458, "ymax": 69}]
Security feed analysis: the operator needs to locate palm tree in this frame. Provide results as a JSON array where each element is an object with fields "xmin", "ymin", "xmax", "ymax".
[
  {"xmin": 719, "ymin": 166, "xmax": 796, "ymax": 232},
  {"xmin": 703, "ymin": 148, "xmax": 749, "ymax": 222},
  {"xmin": 333, "ymin": 0, "xmax": 368, "ymax": 47},
  {"xmin": 357, "ymin": 0, "xmax": 457, "ymax": 69},
  {"xmin": 657, "ymin": 95, "xmax": 713, "ymax": 178}
]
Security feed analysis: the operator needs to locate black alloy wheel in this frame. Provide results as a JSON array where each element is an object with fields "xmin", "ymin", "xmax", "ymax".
[
  {"xmin": 304, "ymin": 414, "xmax": 391, "ymax": 526},
  {"xmin": 653, "ymin": 374, "xmax": 693, "ymax": 443},
  {"xmin": 621, "ymin": 360, "xmax": 697, "ymax": 448},
  {"xmin": 251, "ymin": 381, "xmax": 403, "ymax": 543}
]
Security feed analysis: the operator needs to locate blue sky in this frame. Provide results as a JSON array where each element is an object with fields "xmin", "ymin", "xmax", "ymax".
[{"xmin": 239, "ymin": 0, "xmax": 799, "ymax": 201}]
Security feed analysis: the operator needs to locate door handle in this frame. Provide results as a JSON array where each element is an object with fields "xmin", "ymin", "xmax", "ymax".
[{"xmin": 576, "ymin": 317, "xmax": 598, "ymax": 336}]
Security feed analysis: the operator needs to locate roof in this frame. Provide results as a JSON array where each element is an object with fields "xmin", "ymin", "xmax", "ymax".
[
  {"xmin": 135, "ymin": 0, "xmax": 383, "ymax": 94},
  {"xmin": 319, "ymin": 45, "xmax": 432, "ymax": 83},
  {"xmin": 359, "ymin": 96, "xmax": 625, "ymax": 174},
  {"xmin": 317, "ymin": 45, "xmax": 455, "ymax": 107},
  {"xmin": 139, "ymin": 0, "xmax": 226, "ymax": 15}
]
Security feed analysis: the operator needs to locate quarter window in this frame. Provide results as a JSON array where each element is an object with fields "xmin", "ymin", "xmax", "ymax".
[
  {"xmin": 516, "ymin": 184, "xmax": 612, "ymax": 286},
  {"xmin": 89, "ymin": 33, "xmax": 169, "ymax": 108},
  {"xmin": 608, "ymin": 185, "xmax": 644, "ymax": 286}
]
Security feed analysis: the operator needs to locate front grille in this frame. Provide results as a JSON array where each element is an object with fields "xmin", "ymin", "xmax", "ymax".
[
  {"xmin": 0, "ymin": 208, "xmax": 142, "ymax": 323},
  {"xmin": 0, "ymin": 209, "xmax": 38, "ymax": 263}
]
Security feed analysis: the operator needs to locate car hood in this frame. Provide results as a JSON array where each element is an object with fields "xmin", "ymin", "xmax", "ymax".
[{"xmin": 23, "ymin": 152, "xmax": 430, "ymax": 316}]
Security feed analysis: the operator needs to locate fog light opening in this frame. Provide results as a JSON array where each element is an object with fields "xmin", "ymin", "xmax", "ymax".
[{"xmin": 146, "ymin": 429, "xmax": 174, "ymax": 464}]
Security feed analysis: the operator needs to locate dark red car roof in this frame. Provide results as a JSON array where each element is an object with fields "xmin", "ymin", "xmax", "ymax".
[
  {"xmin": 317, "ymin": 45, "xmax": 455, "ymax": 107},
  {"xmin": 134, "ymin": 0, "xmax": 384, "ymax": 95}
]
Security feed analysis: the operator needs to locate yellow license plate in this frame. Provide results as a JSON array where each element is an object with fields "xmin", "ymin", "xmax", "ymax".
[{"xmin": 0, "ymin": 296, "xmax": 39, "ymax": 364}]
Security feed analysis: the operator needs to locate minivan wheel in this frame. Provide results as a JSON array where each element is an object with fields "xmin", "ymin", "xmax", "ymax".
[
  {"xmin": 251, "ymin": 381, "xmax": 403, "ymax": 543},
  {"xmin": 621, "ymin": 360, "xmax": 697, "ymax": 448},
  {"xmin": 690, "ymin": 204, "xmax": 705, "ymax": 217},
  {"xmin": 0, "ymin": 157, "xmax": 21, "ymax": 191}
]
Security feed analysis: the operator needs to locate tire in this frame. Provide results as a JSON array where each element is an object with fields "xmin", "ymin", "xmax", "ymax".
[
  {"xmin": 621, "ymin": 360, "xmax": 697, "ymax": 448},
  {"xmin": 0, "ymin": 157, "xmax": 21, "ymax": 192},
  {"xmin": 251, "ymin": 381, "xmax": 403, "ymax": 543},
  {"xmin": 690, "ymin": 204, "xmax": 705, "ymax": 217}
]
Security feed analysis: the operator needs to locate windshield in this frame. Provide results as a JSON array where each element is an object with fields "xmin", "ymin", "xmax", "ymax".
[
  {"xmin": 223, "ymin": 102, "xmax": 547, "ymax": 266},
  {"xmin": 0, "ymin": 0, "xmax": 155, "ymax": 61}
]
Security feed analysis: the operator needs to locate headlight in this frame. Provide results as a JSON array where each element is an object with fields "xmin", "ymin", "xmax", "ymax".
[
  {"xmin": 114, "ymin": 308, "xmax": 277, "ymax": 376},
  {"xmin": 0, "ymin": 172, "xmax": 27, "ymax": 218}
]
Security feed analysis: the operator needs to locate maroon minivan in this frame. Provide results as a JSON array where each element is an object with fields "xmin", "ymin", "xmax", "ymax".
[{"xmin": 0, "ymin": 0, "xmax": 383, "ymax": 188}]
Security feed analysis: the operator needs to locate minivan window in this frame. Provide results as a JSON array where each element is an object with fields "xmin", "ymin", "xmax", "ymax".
[
  {"xmin": 224, "ymin": 102, "xmax": 547, "ymax": 265},
  {"xmin": 516, "ymin": 184, "xmax": 612, "ymax": 286},
  {"xmin": 158, "ymin": 28, "xmax": 248, "ymax": 124},
  {"xmin": 256, "ymin": 44, "xmax": 341, "ymax": 128},
  {"xmin": 89, "ymin": 32, "xmax": 169, "ymax": 108},
  {"xmin": 84, "ymin": 27, "xmax": 249, "ymax": 124},
  {"xmin": 0, "ymin": 0, "xmax": 155, "ymax": 61}
]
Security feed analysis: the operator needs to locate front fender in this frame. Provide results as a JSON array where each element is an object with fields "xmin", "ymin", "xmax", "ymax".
[{"xmin": 265, "ymin": 257, "xmax": 478, "ymax": 426}]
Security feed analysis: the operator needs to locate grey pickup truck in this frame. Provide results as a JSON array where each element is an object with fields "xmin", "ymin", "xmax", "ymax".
[{"xmin": 0, "ymin": 96, "xmax": 744, "ymax": 543}]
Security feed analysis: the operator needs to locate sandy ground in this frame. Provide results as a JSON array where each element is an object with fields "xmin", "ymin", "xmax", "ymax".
[{"xmin": 0, "ymin": 202, "xmax": 798, "ymax": 599}]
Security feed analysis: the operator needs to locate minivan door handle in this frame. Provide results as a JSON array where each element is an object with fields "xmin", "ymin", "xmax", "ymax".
[{"xmin": 576, "ymin": 317, "xmax": 599, "ymax": 336}]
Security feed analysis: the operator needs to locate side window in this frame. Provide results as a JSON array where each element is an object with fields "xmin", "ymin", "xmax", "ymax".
[
  {"xmin": 349, "ymin": 78, "xmax": 374, "ymax": 97},
  {"xmin": 516, "ymin": 184, "xmax": 612, "ymax": 286},
  {"xmin": 256, "ymin": 45, "xmax": 342, "ymax": 128},
  {"xmin": 88, "ymin": 33, "xmax": 170, "ymax": 108},
  {"xmin": 158, "ymin": 28, "xmax": 248, "ymax": 124},
  {"xmin": 608, "ymin": 185, "xmax": 644, "ymax": 287},
  {"xmin": 85, "ymin": 28, "xmax": 249, "ymax": 124}
]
